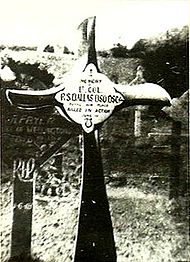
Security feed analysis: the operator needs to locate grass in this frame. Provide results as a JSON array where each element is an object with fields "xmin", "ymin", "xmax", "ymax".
[
  {"xmin": 1, "ymin": 180, "xmax": 189, "ymax": 262},
  {"xmin": 108, "ymin": 186, "xmax": 189, "ymax": 262}
]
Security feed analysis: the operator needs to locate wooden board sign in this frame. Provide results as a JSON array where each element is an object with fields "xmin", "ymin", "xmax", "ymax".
[
  {"xmin": 2, "ymin": 106, "xmax": 80, "ymax": 163},
  {"xmin": 11, "ymin": 158, "xmax": 35, "ymax": 257}
]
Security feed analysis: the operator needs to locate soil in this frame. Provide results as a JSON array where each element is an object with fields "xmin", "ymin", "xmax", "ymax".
[{"xmin": 1, "ymin": 179, "xmax": 189, "ymax": 262}]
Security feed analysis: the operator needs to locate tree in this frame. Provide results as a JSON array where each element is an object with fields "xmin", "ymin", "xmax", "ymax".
[
  {"xmin": 130, "ymin": 26, "xmax": 189, "ymax": 201},
  {"xmin": 130, "ymin": 26, "xmax": 189, "ymax": 98},
  {"xmin": 43, "ymin": 45, "xmax": 54, "ymax": 53},
  {"xmin": 130, "ymin": 39, "xmax": 147, "ymax": 57},
  {"xmin": 63, "ymin": 46, "xmax": 70, "ymax": 54},
  {"xmin": 110, "ymin": 43, "xmax": 129, "ymax": 58},
  {"xmin": 97, "ymin": 50, "xmax": 110, "ymax": 58}
]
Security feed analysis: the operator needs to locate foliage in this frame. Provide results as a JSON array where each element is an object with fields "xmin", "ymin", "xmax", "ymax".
[
  {"xmin": 3, "ymin": 45, "xmax": 37, "ymax": 51},
  {"xmin": 130, "ymin": 26, "xmax": 189, "ymax": 98},
  {"xmin": 110, "ymin": 43, "xmax": 129, "ymax": 58},
  {"xmin": 43, "ymin": 45, "xmax": 54, "ymax": 53},
  {"xmin": 129, "ymin": 38, "xmax": 147, "ymax": 56},
  {"xmin": 97, "ymin": 50, "xmax": 110, "ymax": 58},
  {"xmin": 63, "ymin": 46, "xmax": 70, "ymax": 54},
  {"xmin": 98, "ymin": 56, "xmax": 142, "ymax": 85},
  {"xmin": 0, "ymin": 44, "xmax": 6, "ymax": 51},
  {"xmin": 3, "ymin": 57, "xmax": 55, "ymax": 88},
  {"xmin": 163, "ymin": 90, "xmax": 189, "ymax": 124}
]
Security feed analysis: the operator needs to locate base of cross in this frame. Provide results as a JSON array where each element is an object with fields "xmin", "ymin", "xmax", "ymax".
[{"xmin": 73, "ymin": 130, "xmax": 116, "ymax": 262}]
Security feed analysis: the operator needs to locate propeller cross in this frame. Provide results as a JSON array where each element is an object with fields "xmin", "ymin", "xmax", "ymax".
[{"xmin": 6, "ymin": 16, "xmax": 171, "ymax": 262}]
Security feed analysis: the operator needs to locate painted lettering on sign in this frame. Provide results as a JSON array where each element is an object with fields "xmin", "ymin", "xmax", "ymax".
[
  {"xmin": 5, "ymin": 114, "xmax": 75, "ymax": 141},
  {"xmin": 7, "ymin": 115, "xmax": 44, "ymax": 125},
  {"xmin": 13, "ymin": 202, "xmax": 33, "ymax": 210},
  {"xmin": 13, "ymin": 158, "xmax": 35, "ymax": 182},
  {"xmin": 55, "ymin": 63, "xmax": 124, "ymax": 133}
]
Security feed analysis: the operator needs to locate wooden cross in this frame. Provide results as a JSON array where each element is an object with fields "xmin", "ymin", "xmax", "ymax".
[{"xmin": 6, "ymin": 16, "xmax": 171, "ymax": 262}]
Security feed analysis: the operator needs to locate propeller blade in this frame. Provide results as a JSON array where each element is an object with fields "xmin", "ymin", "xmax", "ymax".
[
  {"xmin": 86, "ymin": 16, "xmax": 99, "ymax": 71},
  {"xmin": 115, "ymin": 83, "xmax": 171, "ymax": 107},
  {"xmin": 5, "ymin": 86, "xmax": 63, "ymax": 110}
]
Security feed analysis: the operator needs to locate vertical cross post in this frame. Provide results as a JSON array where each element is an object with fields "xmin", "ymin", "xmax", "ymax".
[
  {"xmin": 73, "ymin": 131, "xmax": 116, "ymax": 262},
  {"xmin": 74, "ymin": 132, "xmax": 116, "ymax": 262},
  {"xmin": 74, "ymin": 16, "xmax": 116, "ymax": 262}
]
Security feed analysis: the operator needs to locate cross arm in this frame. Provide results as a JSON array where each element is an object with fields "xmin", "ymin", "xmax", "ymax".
[
  {"xmin": 5, "ymin": 86, "xmax": 63, "ymax": 110},
  {"xmin": 78, "ymin": 16, "xmax": 171, "ymax": 108},
  {"xmin": 115, "ymin": 82, "xmax": 171, "ymax": 107}
]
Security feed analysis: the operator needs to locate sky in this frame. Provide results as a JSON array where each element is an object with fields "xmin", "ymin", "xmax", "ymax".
[{"xmin": 0, "ymin": 0, "xmax": 189, "ymax": 51}]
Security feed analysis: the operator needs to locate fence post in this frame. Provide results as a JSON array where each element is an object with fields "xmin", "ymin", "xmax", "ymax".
[{"xmin": 169, "ymin": 120, "xmax": 181, "ymax": 199}]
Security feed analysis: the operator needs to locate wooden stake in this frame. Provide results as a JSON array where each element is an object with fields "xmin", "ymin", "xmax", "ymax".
[{"xmin": 11, "ymin": 159, "xmax": 35, "ymax": 258}]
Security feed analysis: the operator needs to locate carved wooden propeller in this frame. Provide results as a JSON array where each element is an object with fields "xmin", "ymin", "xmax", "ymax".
[{"xmin": 6, "ymin": 16, "xmax": 171, "ymax": 262}]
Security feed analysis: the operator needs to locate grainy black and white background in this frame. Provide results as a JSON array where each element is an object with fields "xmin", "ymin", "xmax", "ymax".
[{"xmin": 1, "ymin": 0, "xmax": 189, "ymax": 261}]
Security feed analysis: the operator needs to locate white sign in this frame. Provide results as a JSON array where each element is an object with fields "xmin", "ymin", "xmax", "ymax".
[{"xmin": 55, "ymin": 64, "xmax": 124, "ymax": 133}]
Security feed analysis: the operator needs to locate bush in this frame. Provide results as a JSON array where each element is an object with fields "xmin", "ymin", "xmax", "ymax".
[
  {"xmin": 110, "ymin": 43, "xmax": 129, "ymax": 58},
  {"xmin": 98, "ymin": 50, "xmax": 110, "ymax": 58},
  {"xmin": 63, "ymin": 46, "xmax": 70, "ymax": 54},
  {"xmin": 130, "ymin": 26, "xmax": 189, "ymax": 98},
  {"xmin": 43, "ymin": 45, "xmax": 54, "ymax": 53}
]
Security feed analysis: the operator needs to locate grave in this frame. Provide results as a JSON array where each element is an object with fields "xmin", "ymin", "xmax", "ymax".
[
  {"xmin": 2, "ymin": 103, "xmax": 80, "ymax": 258},
  {"xmin": 5, "ymin": 16, "xmax": 171, "ymax": 262}
]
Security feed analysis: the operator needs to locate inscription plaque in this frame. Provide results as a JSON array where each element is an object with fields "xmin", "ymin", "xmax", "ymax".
[{"xmin": 55, "ymin": 63, "xmax": 124, "ymax": 133}]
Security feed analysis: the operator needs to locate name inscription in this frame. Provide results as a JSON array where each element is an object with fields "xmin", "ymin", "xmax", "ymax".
[{"xmin": 55, "ymin": 63, "xmax": 124, "ymax": 133}]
